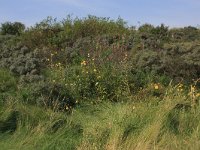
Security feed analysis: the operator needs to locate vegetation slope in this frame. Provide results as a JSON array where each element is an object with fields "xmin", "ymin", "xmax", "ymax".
[{"xmin": 0, "ymin": 16, "xmax": 200, "ymax": 150}]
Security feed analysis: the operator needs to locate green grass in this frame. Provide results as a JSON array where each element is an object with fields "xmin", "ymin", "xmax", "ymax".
[{"xmin": 0, "ymin": 88, "xmax": 200, "ymax": 150}]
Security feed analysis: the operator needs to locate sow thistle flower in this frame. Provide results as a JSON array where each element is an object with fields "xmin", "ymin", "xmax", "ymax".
[
  {"xmin": 177, "ymin": 88, "xmax": 183, "ymax": 92},
  {"xmin": 55, "ymin": 63, "xmax": 62, "ymax": 67},
  {"xmin": 154, "ymin": 83, "xmax": 159, "ymax": 90},
  {"xmin": 97, "ymin": 76, "xmax": 101, "ymax": 79},
  {"xmin": 178, "ymin": 83, "xmax": 183, "ymax": 88},
  {"xmin": 188, "ymin": 85, "xmax": 198, "ymax": 99},
  {"xmin": 177, "ymin": 83, "xmax": 184, "ymax": 92},
  {"xmin": 81, "ymin": 60, "xmax": 87, "ymax": 66},
  {"xmin": 196, "ymin": 93, "xmax": 200, "ymax": 98},
  {"xmin": 191, "ymin": 85, "xmax": 195, "ymax": 91}
]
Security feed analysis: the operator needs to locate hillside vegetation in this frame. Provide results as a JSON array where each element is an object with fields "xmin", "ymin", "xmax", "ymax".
[{"xmin": 0, "ymin": 16, "xmax": 200, "ymax": 150}]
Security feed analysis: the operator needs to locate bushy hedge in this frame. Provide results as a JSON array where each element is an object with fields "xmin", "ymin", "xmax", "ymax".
[
  {"xmin": 0, "ymin": 42, "xmax": 44, "ymax": 83},
  {"xmin": 0, "ymin": 15, "xmax": 200, "ymax": 111},
  {"xmin": 0, "ymin": 22, "xmax": 25, "ymax": 35},
  {"xmin": 132, "ymin": 42, "xmax": 200, "ymax": 82}
]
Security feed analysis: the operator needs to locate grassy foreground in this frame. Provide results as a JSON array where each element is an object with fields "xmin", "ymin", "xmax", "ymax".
[{"xmin": 0, "ymin": 86, "xmax": 200, "ymax": 150}]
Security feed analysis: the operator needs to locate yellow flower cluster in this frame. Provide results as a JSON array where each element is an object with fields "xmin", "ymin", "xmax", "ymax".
[
  {"xmin": 191, "ymin": 85, "xmax": 195, "ymax": 92},
  {"xmin": 55, "ymin": 62, "xmax": 61, "ymax": 67},
  {"xmin": 196, "ymin": 93, "xmax": 200, "ymax": 97},
  {"xmin": 177, "ymin": 83, "xmax": 184, "ymax": 92},
  {"xmin": 81, "ymin": 60, "xmax": 87, "ymax": 66},
  {"xmin": 154, "ymin": 83, "xmax": 159, "ymax": 90},
  {"xmin": 187, "ymin": 84, "xmax": 200, "ymax": 100}
]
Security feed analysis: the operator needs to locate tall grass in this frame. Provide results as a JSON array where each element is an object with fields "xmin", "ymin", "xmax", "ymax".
[{"xmin": 0, "ymin": 85, "xmax": 200, "ymax": 150}]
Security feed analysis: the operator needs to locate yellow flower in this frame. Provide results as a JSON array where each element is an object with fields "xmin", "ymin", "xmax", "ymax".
[
  {"xmin": 196, "ymin": 93, "xmax": 200, "ymax": 97},
  {"xmin": 81, "ymin": 60, "xmax": 87, "ymax": 66},
  {"xmin": 154, "ymin": 84, "xmax": 159, "ymax": 90},
  {"xmin": 178, "ymin": 88, "xmax": 183, "ymax": 92},
  {"xmin": 94, "ymin": 69, "xmax": 97, "ymax": 72},
  {"xmin": 191, "ymin": 85, "xmax": 195, "ymax": 91},
  {"xmin": 178, "ymin": 84, "xmax": 183, "ymax": 88}
]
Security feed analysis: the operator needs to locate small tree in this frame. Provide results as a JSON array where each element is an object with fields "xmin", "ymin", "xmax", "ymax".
[{"xmin": 0, "ymin": 22, "xmax": 25, "ymax": 35}]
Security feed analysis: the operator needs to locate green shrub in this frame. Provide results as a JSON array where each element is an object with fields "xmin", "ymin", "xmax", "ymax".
[
  {"xmin": 169, "ymin": 26, "xmax": 200, "ymax": 42},
  {"xmin": 61, "ymin": 61, "xmax": 130, "ymax": 103},
  {"xmin": 0, "ymin": 22, "xmax": 25, "ymax": 35},
  {"xmin": 138, "ymin": 23, "xmax": 169, "ymax": 50},
  {"xmin": 21, "ymin": 15, "xmax": 130, "ymax": 49},
  {"xmin": 131, "ymin": 42, "xmax": 200, "ymax": 82},
  {"xmin": 0, "ymin": 43, "xmax": 43, "ymax": 79},
  {"xmin": 18, "ymin": 81, "xmax": 75, "ymax": 111}
]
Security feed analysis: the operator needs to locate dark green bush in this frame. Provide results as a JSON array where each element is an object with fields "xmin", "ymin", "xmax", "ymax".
[
  {"xmin": 19, "ymin": 81, "xmax": 75, "ymax": 111},
  {"xmin": 62, "ymin": 15, "xmax": 129, "ymax": 40},
  {"xmin": 1, "ymin": 15, "xmax": 200, "ymax": 108},
  {"xmin": 21, "ymin": 15, "xmax": 130, "ymax": 49},
  {"xmin": 138, "ymin": 24, "xmax": 169, "ymax": 50},
  {"xmin": 131, "ymin": 42, "xmax": 200, "ymax": 82},
  {"xmin": 0, "ymin": 22, "xmax": 25, "ymax": 35},
  {"xmin": 169, "ymin": 26, "xmax": 200, "ymax": 42}
]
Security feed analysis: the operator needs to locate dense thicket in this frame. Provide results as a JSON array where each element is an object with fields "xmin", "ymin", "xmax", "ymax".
[{"xmin": 0, "ymin": 15, "xmax": 200, "ymax": 110}]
